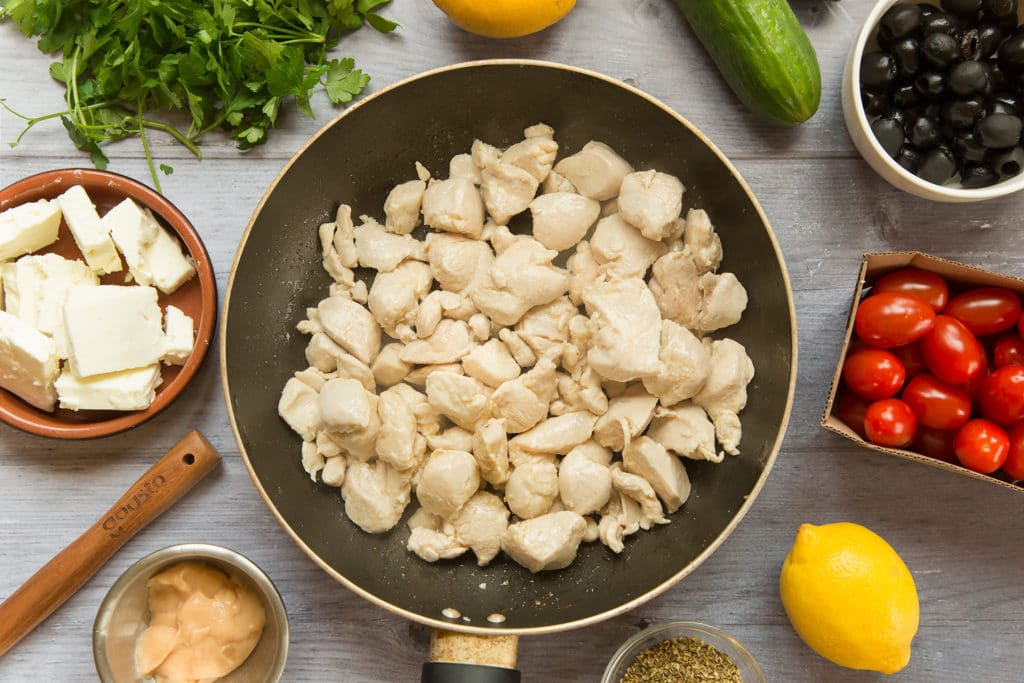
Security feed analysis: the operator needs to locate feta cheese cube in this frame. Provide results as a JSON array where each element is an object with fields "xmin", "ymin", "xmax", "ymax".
[
  {"xmin": 64, "ymin": 285, "xmax": 165, "ymax": 377},
  {"xmin": 161, "ymin": 305, "xmax": 194, "ymax": 365},
  {"xmin": 55, "ymin": 364, "xmax": 162, "ymax": 411},
  {"xmin": 0, "ymin": 199, "xmax": 62, "ymax": 261},
  {"xmin": 58, "ymin": 185, "xmax": 122, "ymax": 274},
  {"xmin": 0, "ymin": 310, "xmax": 60, "ymax": 411},
  {"xmin": 103, "ymin": 198, "xmax": 195, "ymax": 294}
]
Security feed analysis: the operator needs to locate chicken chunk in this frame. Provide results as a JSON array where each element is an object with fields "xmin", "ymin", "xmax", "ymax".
[
  {"xmin": 390, "ymin": 382, "xmax": 443, "ymax": 438},
  {"xmin": 384, "ymin": 179, "xmax": 426, "ymax": 235},
  {"xmin": 426, "ymin": 426, "xmax": 475, "ymax": 453},
  {"xmin": 566, "ymin": 241, "xmax": 601, "ymax": 306},
  {"xmin": 367, "ymin": 260, "xmax": 433, "ymax": 342},
  {"xmin": 452, "ymin": 491, "xmax": 510, "ymax": 566},
  {"xmin": 502, "ymin": 511, "xmax": 588, "ymax": 573},
  {"xmin": 553, "ymin": 367, "xmax": 608, "ymax": 417},
  {"xmin": 319, "ymin": 295, "xmax": 382, "ymax": 365},
  {"xmin": 415, "ymin": 290, "xmax": 474, "ymax": 339},
  {"xmin": 400, "ymin": 319, "xmax": 474, "ymax": 365},
  {"xmin": 642, "ymin": 320, "xmax": 710, "ymax": 405},
  {"xmin": 415, "ymin": 449, "xmax": 480, "ymax": 518},
  {"xmin": 617, "ymin": 170, "xmax": 685, "ymax": 241},
  {"xmin": 354, "ymin": 217, "xmax": 424, "ymax": 271},
  {"xmin": 278, "ymin": 377, "xmax": 321, "ymax": 441},
  {"xmin": 508, "ymin": 412, "xmax": 597, "ymax": 456},
  {"xmin": 342, "ymin": 459, "xmax": 410, "ymax": 534},
  {"xmin": 305, "ymin": 332, "xmax": 346, "ymax": 373},
  {"xmin": 682, "ymin": 209, "xmax": 723, "ymax": 274},
  {"xmin": 583, "ymin": 277, "xmax": 662, "ymax": 382},
  {"xmin": 593, "ymin": 383, "xmax": 659, "ymax": 451},
  {"xmin": 472, "ymin": 418, "xmax": 510, "ymax": 486},
  {"xmin": 376, "ymin": 386, "xmax": 422, "ymax": 471},
  {"xmin": 408, "ymin": 527, "xmax": 468, "ymax": 563},
  {"xmin": 405, "ymin": 363, "xmax": 464, "ymax": 387},
  {"xmin": 480, "ymin": 162, "xmax": 539, "ymax": 225},
  {"xmin": 558, "ymin": 444, "xmax": 612, "ymax": 516},
  {"xmin": 697, "ymin": 272, "xmax": 748, "ymax": 333},
  {"xmin": 498, "ymin": 328, "xmax": 537, "ymax": 368},
  {"xmin": 623, "ymin": 436, "xmax": 691, "ymax": 513},
  {"xmin": 589, "ymin": 213, "xmax": 667, "ymax": 280},
  {"xmin": 514, "ymin": 296, "xmax": 576, "ymax": 363},
  {"xmin": 648, "ymin": 252, "xmax": 701, "ymax": 329},
  {"xmin": 489, "ymin": 357, "xmax": 558, "ymax": 433},
  {"xmin": 528, "ymin": 192, "xmax": 600, "ymax": 252},
  {"xmin": 501, "ymin": 135, "xmax": 558, "ymax": 183},
  {"xmin": 422, "ymin": 178, "xmax": 485, "ymax": 238},
  {"xmin": 542, "ymin": 170, "xmax": 576, "ymax": 194},
  {"xmin": 693, "ymin": 339, "xmax": 755, "ymax": 456},
  {"xmin": 329, "ymin": 394, "xmax": 381, "ymax": 462},
  {"xmin": 611, "ymin": 465, "xmax": 670, "ymax": 529},
  {"xmin": 471, "ymin": 139, "xmax": 502, "ymax": 170},
  {"xmin": 319, "ymin": 378, "xmax": 372, "ymax": 433},
  {"xmin": 462, "ymin": 338, "xmax": 521, "ymax": 388},
  {"xmin": 426, "ymin": 371, "xmax": 490, "ymax": 430},
  {"xmin": 301, "ymin": 440, "xmax": 324, "ymax": 482},
  {"xmin": 598, "ymin": 491, "xmax": 642, "ymax": 554},
  {"xmin": 646, "ymin": 403, "xmax": 719, "ymax": 463},
  {"xmin": 424, "ymin": 232, "xmax": 494, "ymax": 294},
  {"xmin": 470, "ymin": 237, "xmax": 570, "ymax": 326},
  {"xmin": 372, "ymin": 343, "xmax": 412, "ymax": 387},
  {"xmin": 449, "ymin": 154, "xmax": 482, "ymax": 184},
  {"xmin": 553, "ymin": 141, "xmax": 634, "ymax": 201}
]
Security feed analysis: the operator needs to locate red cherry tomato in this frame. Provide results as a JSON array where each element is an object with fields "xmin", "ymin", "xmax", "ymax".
[
  {"xmin": 946, "ymin": 287, "xmax": 1022, "ymax": 336},
  {"xmin": 842, "ymin": 349, "xmax": 906, "ymax": 400},
  {"xmin": 854, "ymin": 293, "xmax": 937, "ymax": 348},
  {"xmin": 960, "ymin": 350, "xmax": 989, "ymax": 402},
  {"xmin": 864, "ymin": 398, "xmax": 917, "ymax": 448},
  {"xmin": 914, "ymin": 426, "xmax": 958, "ymax": 462},
  {"xmin": 1003, "ymin": 421, "xmax": 1024, "ymax": 481},
  {"xmin": 993, "ymin": 333, "xmax": 1024, "ymax": 368},
  {"xmin": 889, "ymin": 342, "xmax": 927, "ymax": 379},
  {"xmin": 874, "ymin": 268, "xmax": 949, "ymax": 312},
  {"xmin": 901, "ymin": 374, "xmax": 972, "ymax": 430},
  {"xmin": 953, "ymin": 419, "xmax": 1010, "ymax": 473},
  {"xmin": 977, "ymin": 366, "xmax": 1024, "ymax": 425},
  {"xmin": 834, "ymin": 389, "xmax": 871, "ymax": 438},
  {"xmin": 920, "ymin": 315, "xmax": 986, "ymax": 385},
  {"xmin": 1019, "ymin": 312, "xmax": 1024, "ymax": 341}
]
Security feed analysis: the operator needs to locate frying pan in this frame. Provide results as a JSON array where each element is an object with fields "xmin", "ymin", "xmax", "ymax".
[{"xmin": 221, "ymin": 60, "xmax": 797, "ymax": 680}]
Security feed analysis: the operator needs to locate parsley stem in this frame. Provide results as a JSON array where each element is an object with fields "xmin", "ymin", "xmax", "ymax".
[
  {"xmin": 0, "ymin": 99, "xmax": 118, "ymax": 147},
  {"xmin": 139, "ymin": 119, "xmax": 202, "ymax": 159},
  {"xmin": 137, "ymin": 100, "xmax": 162, "ymax": 193}
]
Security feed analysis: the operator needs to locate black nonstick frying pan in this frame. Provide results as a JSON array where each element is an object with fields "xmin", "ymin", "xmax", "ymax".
[{"xmin": 222, "ymin": 60, "xmax": 797, "ymax": 681}]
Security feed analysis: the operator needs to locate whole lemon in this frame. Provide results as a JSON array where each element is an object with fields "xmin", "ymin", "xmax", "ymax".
[
  {"xmin": 779, "ymin": 522, "xmax": 919, "ymax": 675},
  {"xmin": 431, "ymin": 0, "xmax": 576, "ymax": 39}
]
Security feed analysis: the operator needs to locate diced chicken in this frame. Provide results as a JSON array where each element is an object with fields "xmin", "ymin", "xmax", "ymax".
[
  {"xmin": 301, "ymin": 441, "xmax": 324, "ymax": 482},
  {"xmin": 697, "ymin": 272, "xmax": 748, "ymax": 333},
  {"xmin": 593, "ymin": 384, "xmax": 659, "ymax": 451},
  {"xmin": 617, "ymin": 170, "xmax": 685, "ymax": 241},
  {"xmin": 424, "ymin": 232, "xmax": 494, "ymax": 294},
  {"xmin": 505, "ymin": 460, "xmax": 559, "ymax": 519},
  {"xmin": 502, "ymin": 511, "xmax": 588, "ymax": 573},
  {"xmin": 452, "ymin": 491, "xmax": 510, "ymax": 567},
  {"xmin": 498, "ymin": 328, "xmax": 537, "ymax": 368},
  {"xmin": 316, "ymin": 430, "xmax": 344, "ymax": 459},
  {"xmin": 583, "ymin": 277, "xmax": 662, "ymax": 382},
  {"xmin": 332, "ymin": 352, "xmax": 376, "ymax": 392},
  {"xmin": 305, "ymin": 332, "xmax": 345, "ymax": 373},
  {"xmin": 554, "ymin": 141, "xmax": 634, "ymax": 201},
  {"xmin": 567, "ymin": 241, "xmax": 601, "ymax": 306},
  {"xmin": 342, "ymin": 459, "xmax": 411, "ymax": 534},
  {"xmin": 389, "ymin": 383, "xmax": 443, "ymax": 438},
  {"xmin": 354, "ymin": 217, "xmax": 424, "ymax": 271},
  {"xmin": 422, "ymin": 178, "xmax": 485, "ymax": 238},
  {"xmin": 293, "ymin": 366, "xmax": 329, "ymax": 391},
  {"xmin": 415, "ymin": 161, "xmax": 432, "ymax": 182},
  {"xmin": 642, "ymin": 320, "xmax": 710, "ymax": 405},
  {"xmin": 648, "ymin": 252, "xmax": 701, "ymax": 329},
  {"xmin": 542, "ymin": 170, "xmax": 576, "ymax": 194},
  {"xmin": 319, "ymin": 221, "xmax": 354, "ymax": 284},
  {"xmin": 554, "ymin": 367, "xmax": 608, "ymax": 417},
  {"xmin": 589, "ymin": 213, "xmax": 667, "ymax": 279},
  {"xmin": 598, "ymin": 491, "xmax": 642, "ymax": 554},
  {"xmin": 528, "ymin": 192, "xmax": 600, "ymax": 252},
  {"xmin": 471, "ymin": 236, "xmax": 569, "ymax": 326},
  {"xmin": 416, "ymin": 291, "xmax": 464, "ymax": 338},
  {"xmin": 502, "ymin": 135, "xmax": 558, "ymax": 183},
  {"xmin": 329, "ymin": 394, "xmax": 381, "ymax": 462},
  {"xmin": 489, "ymin": 357, "xmax": 558, "ymax": 433},
  {"xmin": 407, "ymin": 527, "xmax": 468, "ymax": 563},
  {"xmin": 319, "ymin": 378, "xmax": 372, "ymax": 433},
  {"xmin": 449, "ymin": 154, "xmax": 482, "ymax": 184},
  {"xmin": 682, "ymin": 209, "xmax": 722, "ymax": 274},
  {"xmin": 583, "ymin": 517, "xmax": 600, "ymax": 543},
  {"xmin": 611, "ymin": 465, "xmax": 670, "ymax": 529},
  {"xmin": 468, "ymin": 313, "xmax": 491, "ymax": 342},
  {"xmin": 400, "ymin": 319, "xmax": 474, "ymax": 366},
  {"xmin": 462, "ymin": 338, "xmax": 521, "ymax": 388},
  {"xmin": 426, "ymin": 426, "xmax": 475, "ymax": 453},
  {"xmin": 319, "ymin": 295, "xmax": 382, "ymax": 365},
  {"xmin": 321, "ymin": 455, "xmax": 347, "ymax": 487},
  {"xmin": 646, "ymin": 403, "xmax": 720, "ymax": 463},
  {"xmin": 384, "ymin": 179, "xmax": 426, "ymax": 235},
  {"xmin": 513, "ymin": 296, "xmax": 576, "ymax": 363},
  {"xmin": 509, "ymin": 412, "xmax": 597, "ymax": 456},
  {"xmin": 328, "ymin": 279, "xmax": 368, "ymax": 304},
  {"xmin": 471, "ymin": 139, "xmax": 502, "ymax": 170},
  {"xmin": 415, "ymin": 449, "xmax": 480, "ymax": 517},
  {"xmin": 405, "ymin": 363, "xmax": 464, "ymax": 387},
  {"xmin": 524, "ymin": 123, "xmax": 554, "ymax": 139},
  {"xmin": 558, "ymin": 444, "xmax": 612, "ymax": 516},
  {"xmin": 472, "ymin": 418, "xmax": 511, "ymax": 486},
  {"xmin": 425, "ymin": 371, "xmax": 490, "ymax": 430},
  {"xmin": 278, "ymin": 377, "xmax": 321, "ymax": 441},
  {"xmin": 377, "ymin": 386, "xmax": 421, "ymax": 471},
  {"xmin": 692, "ymin": 339, "xmax": 755, "ymax": 456},
  {"xmin": 296, "ymin": 307, "xmax": 323, "ymax": 336},
  {"xmin": 480, "ymin": 162, "xmax": 539, "ymax": 225},
  {"xmin": 372, "ymin": 343, "xmax": 412, "ymax": 387},
  {"xmin": 408, "ymin": 507, "xmax": 441, "ymax": 531},
  {"xmin": 623, "ymin": 436, "xmax": 691, "ymax": 513},
  {"xmin": 367, "ymin": 260, "xmax": 433, "ymax": 342}
]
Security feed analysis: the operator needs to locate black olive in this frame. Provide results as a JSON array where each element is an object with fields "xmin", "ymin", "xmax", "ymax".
[
  {"xmin": 898, "ymin": 146, "xmax": 925, "ymax": 171},
  {"xmin": 893, "ymin": 38, "xmax": 922, "ymax": 78},
  {"xmin": 954, "ymin": 131, "xmax": 991, "ymax": 161},
  {"xmin": 923, "ymin": 101, "xmax": 944, "ymax": 119},
  {"xmin": 948, "ymin": 60, "xmax": 991, "ymax": 96},
  {"xmin": 941, "ymin": 0, "xmax": 982, "ymax": 17},
  {"xmin": 918, "ymin": 146, "xmax": 959, "ymax": 183},
  {"xmin": 961, "ymin": 162, "xmax": 1000, "ymax": 186},
  {"xmin": 922, "ymin": 13, "xmax": 964, "ymax": 36},
  {"xmin": 884, "ymin": 108, "xmax": 910, "ymax": 126},
  {"xmin": 922, "ymin": 33, "xmax": 963, "ymax": 68},
  {"xmin": 977, "ymin": 112, "xmax": 1024, "ymax": 147},
  {"xmin": 872, "ymin": 117, "xmax": 908, "ymax": 158},
  {"xmin": 988, "ymin": 62, "xmax": 1008, "ymax": 91},
  {"xmin": 881, "ymin": 4, "xmax": 925, "ymax": 40},
  {"xmin": 916, "ymin": 71, "xmax": 948, "ymax": 97},
  {"xmin": 919, "ymin": 2, "xmax": 938, "ymax": 13},
  {"xmin": 863, "ymin": 90, "xmax": 891, "ymax": 116},
  {"xmin": 976, "ymin": 23, "xmax": 1005, "ymax": 57},
  {"xmin": 998, "ymin": 34, "xmax": 1024, "ymax": 72},
  {"xmin": 988, "ymin": 99, "xmax": 1021, "ymax": 115},
  {"xmin": 982, "ymin": 0, "xmax": 1017, "ymax": 18},
  {"xmin": 893, "ymin": 83, "xmax": 922, "ymax": 108},
  {"xmin": 991, "ymin": 145, "xmax": 1024, "ymax": 176},
  {"xmin": 991, "ymin": 91, "xmax": 1022, "ymax": 113},
  {"xmin": 942, "ymin": 97, "xmax": 985, "ymax": 127},
  {"xmin": 861, "ymin": 52, "xmax": 899, "ymax": 90},
  {"xmin": 910, "ymin": 116, "xmax": 944, "ymax": 149}
]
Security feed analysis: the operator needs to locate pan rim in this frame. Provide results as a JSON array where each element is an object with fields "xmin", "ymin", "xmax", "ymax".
[{"xmin": 220, "ymin": 58, "xmax": 799, "ymax": 637}]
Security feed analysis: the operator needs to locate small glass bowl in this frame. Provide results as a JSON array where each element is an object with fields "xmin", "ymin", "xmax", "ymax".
[{"xmin": 602, "ymin": 621, "xmax": 766, "ymax": 683}]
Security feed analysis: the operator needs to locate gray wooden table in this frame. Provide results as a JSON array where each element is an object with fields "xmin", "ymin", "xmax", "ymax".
[{"xmin": 1, "ymin": 2, "xmax": 1022, "ymax": 681}]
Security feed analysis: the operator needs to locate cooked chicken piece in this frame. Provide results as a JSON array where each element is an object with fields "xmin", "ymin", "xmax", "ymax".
[
  {"xmin": 278, "ymin": 377, "xmax": 322, "ymax": 441},
  {"xmin": 452, "ymin": 491, "xmax": 510, "ymax": 566},
  {"xmin": 498, "ymin": 328, "xmax": 537, "ymax": 368},
  {"xmin": 642, "ymin": 320, "xmax": 710, "ymax": 405},
  {"xmin": 623, "ymin": 436, "xmax": 691, "ymax": 513},
  {"xmin": 566, "ymin": 241, "xmax": 601, "ymax": 306},
  {"xmin": 617, "ymin": 170, "xmax": 685, "ymax": 241},
  {"xmin": 489, "ymin": 357, "xmax": 558, "ymax": 433},
  {"xmin": 472, "ymin": 418, "xmax": 510, "ymax": 486},
  {"xmin": 367, "ymin": 260, "xmax": 433, "ymax": 342},
  {"xmin": 407, "ymin": 507, "xmax": 441, "ymax": 531},
  {"xmin": 400, "ymin": 319, "xmax": 474, "ymax": 365},
  {"xmin": 611, "ymin": 465, "xmax": 670, "ymax": 529},
  {"xmin": 305, "ymin": 332, "xmax": 345, "ymax": 373},
  {"xmin": 424, "ymin": 232, "xmax": 494, "ymax": 294},
  {"xmin": 589, "ymin": 213, "xmax": 667, "ymax": 280},
  {"xmin": 384, "ymin": 179, "xmax": 426, "ymax": 235},
  {"xmin": 296, "ymin": 307, "xmax": 323, "ymax": 336},
  {"xmin": 319, "ymin": 378, "xmax": 372, "ymax": 433},
  {"xmin": 353, "ymin": 217, "xmax": 424, "ymax": 273},
  {"xmin": 415, "ymin": 290, "xmax": 475, "ymax": 338},
  {"xmin": 682, "ymin": 209, "xmax": 722, "ymax": 274},
  {"xmin": 415, "ymin": 161, "xmax": 432, "ymax": 182},
  {"xmin": 471, "ymin": 237, "xmax": 570, "ymax": 326},
  {"xmin": 502, "ymin": 511, "xmax": 588, "ymax": 573},
  {"xmin": 372, "ymin": 343, "xmax": 412, "ymax": 387},
  {"xmin": 509, "ymin": 449, "xmax": 558, "ymax": 469},
  {"xmin": 558, "ymin": 444, "xmax": 612, "ymax": 516},
  {"xmin": 583, "ymin": 277, "xmax": 662, "ymax": 382},
  {"xmin": 480, "ymin": 162, "xmax": 539, "ymax": 225},
  {"xmin": 449, "ymin": 154, "xmax": 482, "ymax": 184},
  {"xmin": 319, "ymin": 295, "xmax": 382, "ymax": 365},
  {"xmin": 501, "ymin": 136, "xmax": 558, "ymax": 183},
  {"xmin": 570, "ymin": 439, "xmax": 613, "ymax": 464},
  {"xmin": 377, "ymin": 386, "xmax": 421, "ymax": 471},
  {"xmin": 513, "ymin": 297, "xmax": 575, "ymax": 363},
  {"xmin": 468, "ymin": 313, "xmax": 491, "ymax": 342},
  {"xmin": 415, "ymin": 449, "xmax": 480, "ymax": 518},
  {"xmin": 319, "ymin": 221, "xmax": 355, "ymax": 284},
  {"xmin": 528, "ymin": 192, "xmax": 600, "ymax": 252},
  {"xmin": 598, "ymin": 491, "xmax": 642, "ymax": 554},
  {"xmin": 301, "ymin": 441, "xmax": 324, "ymax": 482},
  {"xmin": 330, "ymin": 352, "xmax": 375, "ymax": 392},
  {"xmin": 422, "ymin": 178, "xmax": 485, "ymax": 238},
  {"xmin": 554, "ymin": 141, "xmax": 634, "ymax": 201},
  {"xmin": 328, "ymin": 278, "xmax": 368, "ymax": 304},
  {"xmin": 646, "ymin": 402, "xmax": 719, "ymax": 463},
  {"xmin": 603, "ymin": 381, "xmax": 628, "ymax": 400},
  {"xmin": 593, "ymin": 384, "xmax": 659, "ymax": 451},
  {"xmin": 554, "ymin": 367, "xmax": 608, "ymax": 416},
  {"xmin": 342, "ymin": 459, "xmax": 410, "ymax": 534},
  {"xmin": 648, "ymin": 252, "xmax": 701, "ymax": 328},
  {"xmin": 293, "ymin": 366, "xmax": 330, "ymax": 391},
  {"xmin": 542, "ymin": 169, "xmax": 576, "ymax": 194},
  {"xmin": 405, "ymin": 363, "xmax": 464, "ymax": 387},
  {"xmin": 583, "ymin": 517, "xmax": 600, "ymax": 543},
  {"xmin": 407, "ymin": 527, "xmax": 468, "ymax": 563},
  {"xmin": 509, "ymin": 412, "xmax": 597, "ymax": 456},
  {"xmin": 462, "ymin": 338, "xmax": 521, "ymax": 388},
  {"xmin": 505, "ymin": 460, "xmax": 559, "ymax": 519},
  {"xmin": 426, "ymin": 426, "xmax": 474, "ymax": 453},
  {"xmin": 697, "ymin": 272, "xmax": 748, "ymax": 333},
  {"xmin": 471, "ymin": 139, "xmax": 502, "ymax": 170},
  {"xmin": 316, "ymin": 430, "xmax": 344, "ymax": 458},
  {"xmin": 484, "ymin": 222, "xmax": 517, "ymax": 254},
  {"xmin": 425, "ymin": 371, "xmax": 490, "ymax": 430},
  {"xmin": 693, "ymin": 339, "xmax": 755, "ymax": 456},
  {"xmin": 321, "ymin": 455, "xmax": 347, "ymax": 487},
  {"xmin": 524, "ymin": 123, "xmax": 554, "ymax": 138},
  {"xmin": 329, "ymin": 394, "xmax": 381, "ymax": 462},
  {"xmin": 389, "ymin": 383, "xmax": 443, "ymax": 438}
]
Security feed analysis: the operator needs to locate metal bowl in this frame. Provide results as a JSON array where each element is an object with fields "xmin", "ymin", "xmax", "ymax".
[{"xmin": 92, "ymin": 543, "xmax": 289, "ymax": 683}]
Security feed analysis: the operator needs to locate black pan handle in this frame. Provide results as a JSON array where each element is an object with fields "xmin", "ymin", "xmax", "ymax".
[{"xmin": 421, "ymin": 662, "xmax": 521, "ymax": 683}]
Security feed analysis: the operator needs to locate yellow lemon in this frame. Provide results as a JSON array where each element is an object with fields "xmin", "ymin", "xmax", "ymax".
[
  {"xmin": 779, "ymin": 522, "xmax": 919, "ymax": 675},
  {"xmin": 431, "ymin": 0, "xmax": 576, "ymax": 39}
]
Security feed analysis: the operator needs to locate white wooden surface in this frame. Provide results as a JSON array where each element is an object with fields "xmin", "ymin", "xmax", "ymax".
[{"xmin": 1, "ymin": 1, "xmax": 1023, "ymax": 681}]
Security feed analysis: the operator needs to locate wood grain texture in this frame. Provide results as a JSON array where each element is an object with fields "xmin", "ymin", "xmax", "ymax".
[{"xmin": 1, "ymin": 1, "xmax": 1022, "ymax": 681}]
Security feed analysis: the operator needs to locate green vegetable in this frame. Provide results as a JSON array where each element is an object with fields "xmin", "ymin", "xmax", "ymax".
[
  {"xmin": 0, "ymin": 0, "xmax": 396, "ymax": 190},
  {"xmin": 674, "ymin": 0, "xmax": 821, "ymax": 126}
]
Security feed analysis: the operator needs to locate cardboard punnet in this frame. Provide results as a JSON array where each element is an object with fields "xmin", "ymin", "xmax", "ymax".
[{"xmin": 821, "ymin": 251, "xmax": 1024, "ymax": 495}]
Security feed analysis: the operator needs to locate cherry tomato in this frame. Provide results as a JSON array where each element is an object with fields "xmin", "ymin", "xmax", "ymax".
[
  {"xmin": 946, "ymin": 287, "xmax": 1022, "ymax": 336},
  {"xmin": 834, "ymin": 389, "xmax": 871, "ymax": 438},
  {"xmin": 890, "ymin": 342, "xmax": 927, "ymax": 379},
  {"xmin": 953, "ymin": 419, "xmax": 1010, "ymax": 474},
  {"xmin": 901, "ymin": 374, "xmax": 972, "ymax": 430},
  {"xmin": 874, "ymin": 267, "xmax": 949, "ymax": 311},
  {"xmin": 914, "ymin": 426, "xmax": 958, "ymax": 462},
  {"xmin": 864, "ymin": 398, "xmax": 917, "ymax": 448},
  {"xmin": 854, "ymin": 293, "xmax": 937, "ymax": 348},
  {"xmin": 1003, "ymin": 421, "xmax": 1024, "ymax": 481},
  {"xmin": 960, "ymin": 350, "xmax": 989, "ymax": 402},
  {"xmin": 1019, "ymin": 312, "xmax": 1024, "ymax": 341},
  {"xmin": 977, "ymin": 366, "xmax": 1024, "ymax": 425},
  {"xmin": 920, "ymin": 315, "xmax": 986, "ymax": 385},
  {"xmin": 842, "ymin": 349, "xmax": 906, "ymax": 400},
  {"xmin": 992, "ymin": 333, "xmax": 1024, "ymax": 368}
]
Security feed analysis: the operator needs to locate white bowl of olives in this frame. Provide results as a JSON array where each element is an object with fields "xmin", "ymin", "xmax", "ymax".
[{"xmin": 843, "ymin": 0, "xmax": 1024, "ymax": 201}]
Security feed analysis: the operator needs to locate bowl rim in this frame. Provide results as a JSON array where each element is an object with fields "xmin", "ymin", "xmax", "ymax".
[
  {"xmin": 219, "ymin": 58, "xmax": 799, "ymax": 636},
  {"xmin": 844, "ymin": 0, "xmax": 1024, "ymax": 201},
  {"xmin": 0, "ymin": 168, "xmax": 217, "ymax": 439},
  {"xmin": 92, "ymin": 542, "xmax": 289, "ymax": 683}
]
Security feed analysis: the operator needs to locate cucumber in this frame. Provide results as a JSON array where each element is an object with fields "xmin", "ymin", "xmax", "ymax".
[{"xmin": 674, "ymin": 0, "xmax": 822, "ymax": 126}]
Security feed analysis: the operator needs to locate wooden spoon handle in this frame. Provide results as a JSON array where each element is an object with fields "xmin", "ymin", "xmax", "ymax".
[{"xmin": 0, "ymin": 430, "xmax": 220, "ymax": 657}]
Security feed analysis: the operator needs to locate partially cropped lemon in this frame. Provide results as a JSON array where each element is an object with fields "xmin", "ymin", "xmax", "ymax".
[
  {"xmin": 431, "ymin": 0, "xmax": 576, "ymax": 39},
  {"xmin": 780, "ymin": 522, "xmax": 919, "ymax": 675}
]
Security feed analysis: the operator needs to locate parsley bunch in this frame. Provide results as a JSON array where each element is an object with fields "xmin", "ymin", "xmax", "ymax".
[{"xmin": 0, "ymin": 0, "xmax": 395, "ymax": 190}]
